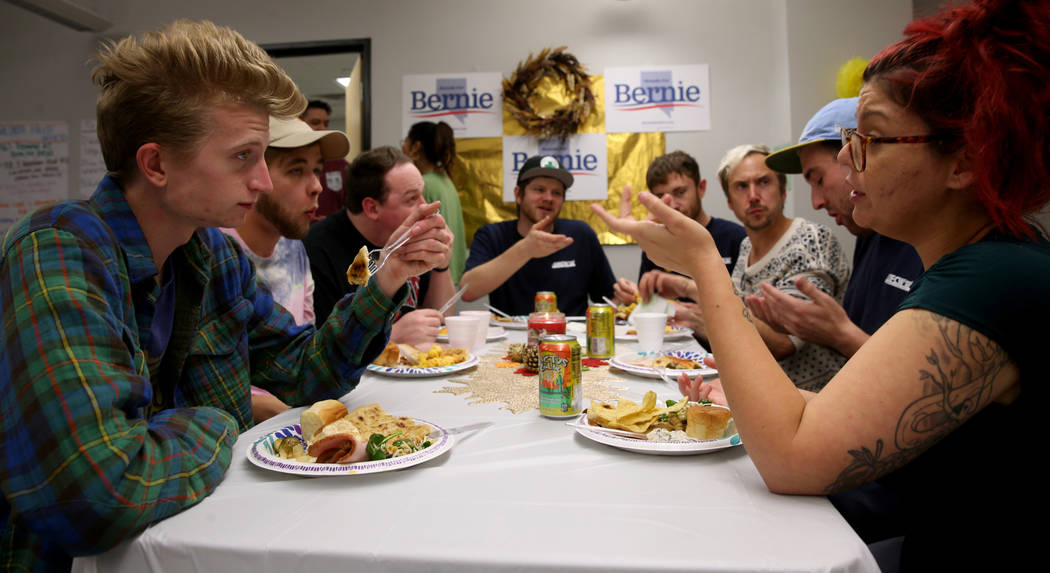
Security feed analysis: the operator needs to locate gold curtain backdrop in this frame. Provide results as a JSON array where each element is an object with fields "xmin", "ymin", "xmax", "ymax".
[{"xmin": 448, "ymin": 74, "xmax": 665, "ymax": 246}]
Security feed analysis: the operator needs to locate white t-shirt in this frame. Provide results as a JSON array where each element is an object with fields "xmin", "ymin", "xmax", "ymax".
[{"xmin": 221, "ymin": 229, "xmax": 315, "ymax": 326}]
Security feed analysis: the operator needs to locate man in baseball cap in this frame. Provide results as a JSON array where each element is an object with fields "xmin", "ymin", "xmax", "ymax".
[
  {"xmin": 461, "ymin": 155, "xmax": 616, "ymax": 316},
  {"xmin": 749, "ymin": 97, "xmax": 923, "ymax": 360},
  {"xmin": 222, "ymin": 116, "xmax": 350, "ymax": 422}
]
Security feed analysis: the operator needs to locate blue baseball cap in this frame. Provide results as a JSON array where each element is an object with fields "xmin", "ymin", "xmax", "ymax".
[{"xmin": 765, "ymin": 97, "xmax": 858, "ymax": 174}]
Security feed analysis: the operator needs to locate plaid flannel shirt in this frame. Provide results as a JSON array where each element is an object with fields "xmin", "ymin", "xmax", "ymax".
[{"xmin": 0, "ymin": 177, "xmax": 403, "ymax": 571}]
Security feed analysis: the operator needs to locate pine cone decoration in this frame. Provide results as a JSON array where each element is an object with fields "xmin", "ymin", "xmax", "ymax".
[{"xmin": 522, "ymin": 343, "xmax": 540, "ymax": 373}]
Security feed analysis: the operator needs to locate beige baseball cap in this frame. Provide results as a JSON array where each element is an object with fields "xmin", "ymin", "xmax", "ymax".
[{"xmin": 268, "ymin": 116, "xmax": 350, "ymax": 160}]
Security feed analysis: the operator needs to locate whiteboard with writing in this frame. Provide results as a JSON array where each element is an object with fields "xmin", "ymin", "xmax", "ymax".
[{"xmin": 0, "ymin": 121, "xmax": 69, "ymax": 232}]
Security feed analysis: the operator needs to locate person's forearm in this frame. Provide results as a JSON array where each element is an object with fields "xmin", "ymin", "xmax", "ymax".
[
  {"xmin": 754, "ymin": 318, "xmax": 797, "ymax": 359},
  {"xmin": 829, "ymin": 321, "xmax": 870, "ymax": 358},
  {"xmin": 461, "ymin": 242, "xmax": 531, "ymax": 301},
  {"xmin": 422, "ymin": 267, "xmax": 456, "ymax": 310},
  {"xmin": 689, "ymin": 252, "xmax": 809, "ymax": 482}
]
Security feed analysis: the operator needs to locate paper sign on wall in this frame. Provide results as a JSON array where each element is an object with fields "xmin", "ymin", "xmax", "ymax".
[
  {"xmin": 80, "ymin": 119, "xmax": 107, "ymax": 198},
  {"xmin": 402, "ymin": 73, "xmax": 503, "ymax": 139},
  {"xmin": 604, "ymin": 65, "xmax": 711, "ymax": 133},
  {"xmin": 0, "ymin": 121, "xmax": 69, "ymax": 232},
  {"xmin": 501, "ymin": 134, "xmax": 608, "ymax": 201}
]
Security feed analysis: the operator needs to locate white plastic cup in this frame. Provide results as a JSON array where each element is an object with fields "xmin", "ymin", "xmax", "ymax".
[
  {"xmin": 633, "ymin": 312, "xmax": 668, "ymax": 354},
  {"xmin": 444, "ymin": 316, "xmax": 482, "ymax": 350},
  {"xmin": 459, "ymin": 310, "xmax": 491, "ymax": 349}
]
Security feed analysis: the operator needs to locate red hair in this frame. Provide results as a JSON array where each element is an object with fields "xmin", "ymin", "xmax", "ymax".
[{"xmin": 865, "ymin": 0, "xmax": 1050, "ymax": 238}]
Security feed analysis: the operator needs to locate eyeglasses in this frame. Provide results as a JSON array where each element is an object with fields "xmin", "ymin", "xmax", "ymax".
[{"xmin": 839, "ymin": 128, "xmax": 946, "ymax": 172}]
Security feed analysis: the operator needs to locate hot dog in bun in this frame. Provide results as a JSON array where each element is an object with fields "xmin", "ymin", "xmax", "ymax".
[{"xmin": 300, "ymin": 400, "xmax": 369, "ymax": 464}]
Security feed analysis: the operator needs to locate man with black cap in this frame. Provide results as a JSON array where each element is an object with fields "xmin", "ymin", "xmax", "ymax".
[
  {"xmin": 222, "ymin": 115, "xmax": 350, "ymax": 422},
  {"xmin": 461, "ymin": 155, "xmax": 616, "ymax": 316},
  {"xmin": 749, "ymin": 98, "xmax": 923, "ymax": 359}
]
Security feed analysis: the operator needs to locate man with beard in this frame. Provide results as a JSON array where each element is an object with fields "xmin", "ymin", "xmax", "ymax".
[
  {"xmin": 611, "ymin": 151, "xmax": 745, "ymax": 339},
  {"xmin": 222, "ymin": 115, "xmax": 349, "ymax": 421},
  {"xmin": 460, "ymin": 155, "xmax": 616, "ymax": 316},
  {"xmin": 721, "ymin": 144, "xmax": 849, "ymax": 390}
]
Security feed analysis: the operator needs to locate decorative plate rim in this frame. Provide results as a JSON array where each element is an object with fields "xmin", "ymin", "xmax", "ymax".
[
  {"xmin": 609, "ymin": 349, "xmax": 717, "ymax": 378},
  {"xmin": 367, "ymin": 353, "xmax": 480, "ymax": 377},
  {"xmin": 571, "ymin": 412, "xmax": 740, "ymax": 455}
]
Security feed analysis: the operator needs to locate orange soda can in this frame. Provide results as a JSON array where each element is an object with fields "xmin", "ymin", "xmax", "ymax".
[
  {"xmin": 534, "ymin": 291, "xmax": 558, "ymax": 312},
  {"xmin": 538, "ymin": 334, "xmax": 582, "ymax": 418}
]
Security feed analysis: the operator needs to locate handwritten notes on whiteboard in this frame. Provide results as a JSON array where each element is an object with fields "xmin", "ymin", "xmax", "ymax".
[{"xmin": 0, "ymin": 121, "xmax": 69, "ymax": 232}]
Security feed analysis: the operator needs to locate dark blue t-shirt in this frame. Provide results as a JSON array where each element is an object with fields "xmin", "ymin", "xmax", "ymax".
[
  {"xmin": 842, "ymin": 232, "xmax": 924, "ymax": 334},
  {"xmin": 465, "ymin": 219, "xmax": 616, "ymax": 316}
]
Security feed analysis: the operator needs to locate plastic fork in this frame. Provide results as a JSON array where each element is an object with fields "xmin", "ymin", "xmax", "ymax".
[{"xmin": 368, "ymin": 227, "xmax": 414, "ymax": 275}]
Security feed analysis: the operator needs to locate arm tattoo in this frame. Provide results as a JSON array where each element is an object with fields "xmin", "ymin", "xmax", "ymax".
[
  {"xmin": 741, "ymin": 305, "xmax": 753, "ymax": 324},
  {"xmin": 823, "ymin": 313, "xmax": 1008, "ymax": 493}
]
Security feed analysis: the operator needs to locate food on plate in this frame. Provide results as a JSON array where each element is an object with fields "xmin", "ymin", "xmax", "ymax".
[
  {"xmin": 587, "ymin": 391, "xmax": 670, "ymax": 433},
  {"xmin": 347, "ymin": 404, "xmax": 433, "ymax": 459},
  {"xmin": 373, "ymin": 341, "xmax": 468, "ymax": 368},
  {"xmin": 651, "ymin": 354, "xmax": 703, "ymax": 370},
  {"xmin": 492, "ymin": 315, "xmax": 522, "ymax": 323},
  {"xmin": 686, "ymin": 403, "xmax": 734, "ymax": 440},
  {"xmin": 297, "ymin": 400, "xmax": 369, "ymax": 464},
  {"xmin": 586, "ymin": 391, "xmax": 731, "ymax": 441},
  {"xmin": 615, "ymin": 294, "xmax": 640, "ymax": 323},
  {"xmin": 625, "ymin": 325, "xmax": 674, "ymax": 335},
  {"xmin": 346, "ymin": 245, "xmax": 371, "ymax": 286},
  {"xmin": 273, "ymin": 400, "xmax": 433, "ymax": 464}
]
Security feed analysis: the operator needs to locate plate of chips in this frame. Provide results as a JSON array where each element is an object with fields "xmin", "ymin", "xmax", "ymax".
[
  {"xmin": 572, "ymin": 414, "xmax": 740, "ymax": 455},
  {"xmin": 572, "ymin": 392, "xmax": 739, "ymax": 455}
]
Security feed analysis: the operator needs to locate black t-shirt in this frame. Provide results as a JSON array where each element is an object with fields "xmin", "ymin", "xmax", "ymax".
[
  {"xmin": 303, "ymin": 210, "xmax": 431, "ymax": 323},
  {"xmin": 464, "ymin": 219, "xmax": 615, "ymax": 316},
  {"xmin": 876, "ymin": 230, "xmax": 1049, "ymax": 569}
]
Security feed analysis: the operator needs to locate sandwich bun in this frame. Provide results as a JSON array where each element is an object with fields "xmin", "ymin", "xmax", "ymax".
[
  {"xmin": 300, "ymin": 399, "xmax": 348, "ymax": 442},
  {"xmin": 685, "ymin": 404, "xmax": 732, "ymax": 440}
]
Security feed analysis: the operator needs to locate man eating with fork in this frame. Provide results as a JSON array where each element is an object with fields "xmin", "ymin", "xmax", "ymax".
[{"xmin": 304, "ymin": 146, "xmax": 457, "ymax": 348}]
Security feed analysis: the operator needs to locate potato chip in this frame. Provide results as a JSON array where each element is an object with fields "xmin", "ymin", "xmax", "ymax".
[{"xmin": 587, "ymin": 391, "xmax": 691, "ymax": 433}]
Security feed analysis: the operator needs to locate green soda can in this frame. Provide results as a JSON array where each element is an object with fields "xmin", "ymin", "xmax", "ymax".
[{"xmin": 586, "ymin": 303, "xmax": 615, "ymax": 358}]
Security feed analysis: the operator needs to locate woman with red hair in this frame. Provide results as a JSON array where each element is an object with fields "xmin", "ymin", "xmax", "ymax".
[{"xmin": 592, "ymin": 0, "xmax": 1048, "ymax": 570}]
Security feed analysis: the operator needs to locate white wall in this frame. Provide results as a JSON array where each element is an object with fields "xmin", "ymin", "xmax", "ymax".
[{"xmin": 0, "ymin": 0, "xmax": 916, "ymax": 300}]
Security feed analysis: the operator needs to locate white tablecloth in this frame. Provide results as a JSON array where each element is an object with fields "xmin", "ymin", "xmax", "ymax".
[{"xmin": 74, "ymin": 329, "xmax": 878, "ymax": 573}]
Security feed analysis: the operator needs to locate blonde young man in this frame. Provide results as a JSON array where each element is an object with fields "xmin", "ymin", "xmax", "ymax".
[
  {"xmin": 0, "ymin": 21, "xmax": 451, "ymax": 571},
  {"xmin": 222, "ymin": 116, "xmax": 351, "ymax": 422}
]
